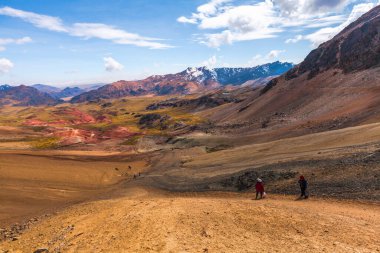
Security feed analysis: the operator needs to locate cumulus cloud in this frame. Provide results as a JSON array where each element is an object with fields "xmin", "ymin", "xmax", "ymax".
[
  {"xmin": 177, "ymin": 16, "xmax": 197, "ymax": 24},
  {"xmin": 0, "ymin": 6, "xmax": 173, "ymax": 49},
  {"xmin": 198, "ymin": 1, "xmax": 282, "ymax": 47},
  {"xmin": 285, "ymin": 35, "xmax": 303, "ymax": 43},
  {"xmin": 104, "ymin": 57, "xmax": 124, "ymax": 72},
  {"xmin": 178, "ymin": 0, "xmax": 231, "ymax": 24},
  {"xmin": 179, "ymin": 0, "xmax": 378, "ymax": 48},
  {"xmin": 0, "ymin": 36, "xmax": 32, "ymax": 51},
  {"xmin": 273, "ymin": 0, "xmax": 352, "ymax": 18},
  {"xmin": 202, "ymin": 55, "xmax": 217, "ymax": 68},
  {"xmin": 267, "ymin": 50, "xmax": 285, "ymax": 58},
  {"xmin": 0, "ymin": 58, "xmax": 14, "ymax": 74},
  {"xmin": 248, "ymin": 50, "xmax": 285, "ymax": 66}
]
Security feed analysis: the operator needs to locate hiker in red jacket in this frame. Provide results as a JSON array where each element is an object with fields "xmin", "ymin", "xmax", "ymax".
[
  {"xmin": 255, "ymin": 178, "xmax": 265, "ymax": 200},
  {"xmin": 298, "ymin": 175, "xmax": 309, "ymax": 199}
]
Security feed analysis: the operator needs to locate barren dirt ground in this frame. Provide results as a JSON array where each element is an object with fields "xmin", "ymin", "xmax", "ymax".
[
  {"xmin": 1, "ymin": 185, "xmax": 379, "ymax": 253},
  {"xmin": 1, "ymin": 123, "xmax": 380, "ymax": 252},
  {"xmin": 0, "ymin": 150, "xmax": 146, "ymax": 227}
]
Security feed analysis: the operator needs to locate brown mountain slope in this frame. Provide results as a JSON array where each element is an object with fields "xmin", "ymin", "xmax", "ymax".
[
  {"xmin": 70, "ymin": 63, "xmax": 294, "ymax": 103},
  {"xmin": 0, "ymin": 85, "xmax": 60, "ymax": 106},
  {"xmin": 71, "ymin": 79, "xmax": 205, "ymax": 103},
  {"xmin": 70, "ymin": 68, "xmax": 222, "ymax": 103},
  {"xmin": 206, "ymin": 5, "xmax": 380, "ymax": 138}
]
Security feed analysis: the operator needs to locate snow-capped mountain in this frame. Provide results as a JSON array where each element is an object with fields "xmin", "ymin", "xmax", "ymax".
[
  {"xmin": 71, "ymin": 61, "xmax": 294, "ymax": 103},
  {"xmin": 180, "ymin": 61, "xmax": 294, "ymax": 86},
  {"xmin": 214, "ymin": 61, "xmax": 294, "ymax": 86},
  {"xmin": 182, "ymin": 66, "xmax": 218, "ymax": 84},
  {"xmin": 0, "ymin": 84, "xmax": 12, "ymax": 91}
]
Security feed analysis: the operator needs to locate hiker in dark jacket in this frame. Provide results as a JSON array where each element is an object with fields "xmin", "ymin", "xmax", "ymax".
[
  {"xmin": 255, "ymin": 178, "xmax": 265, "ymax": 200},
  {"xmin": 298, "ymin": 175, "xmax": 308, "ymax": 199}
]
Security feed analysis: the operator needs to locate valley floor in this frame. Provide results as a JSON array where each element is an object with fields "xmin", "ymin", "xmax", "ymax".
[
  {"xmin": 1, "ymin": 123, "xmax": 380, "ymax": 252},
  {"xmin": 1, "ymin": 185, "xmax": 379, "ymax": 253}
]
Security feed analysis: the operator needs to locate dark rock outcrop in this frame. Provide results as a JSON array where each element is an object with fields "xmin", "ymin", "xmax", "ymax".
[
  {"xmin": 147, "ymin": 91, "xmax": 242, "ymax": 111},
  {"xmin": 139, "ymin": 113, "xmax": 171, "ymax": 129}
]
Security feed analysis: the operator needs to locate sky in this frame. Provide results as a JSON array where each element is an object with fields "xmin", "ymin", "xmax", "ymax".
[{"xmin": 0, "ymin": 0, "xmax": 379, "ymax": 87}]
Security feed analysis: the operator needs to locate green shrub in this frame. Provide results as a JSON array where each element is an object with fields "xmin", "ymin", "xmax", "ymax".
[
  {"xmin": 32, "ymin": 137, "xmax": 60, "ymax": 149},
  {"xmin": 121, "ymin": 135, "xmax": 140, "ymax": 145}
]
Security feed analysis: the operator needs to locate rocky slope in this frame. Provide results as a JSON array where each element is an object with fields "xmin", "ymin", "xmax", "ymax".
[
  {"xmin": 0, "ymin": 85, "xmax": 61, "ymax": 106},
  {"xmin": 285, "ymin": 5, "xmax": 380, "ymax": 81},
  {"xmin": 71, "ymin": 62, "xmax": 293, "ymax": 103},
  {"xmin": 208, "ymin": 5, "xmax": 380, "ymax": 138}
]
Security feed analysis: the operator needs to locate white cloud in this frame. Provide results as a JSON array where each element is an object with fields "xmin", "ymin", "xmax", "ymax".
[
  {"xmin": 202, "ymin": 55, "xmax": 217, "ymax": 68},
  {"xmin": 0, "ymin": 6, "xmax": 66, "ymax": 32},
  {"xmin": 304, "ymin": 2, "xmax": 376, "ymax": 47},
  {"xmin": 273, "ymin": 0, "xmax": 352, "ymax": 18},
  {"xmin": 248, "ymin": 50, "xmax": 285, "ymax": 66},
  {"xmin": 0, "ymin": 58, "xmax": 14, "ymax": 74},
  {"xmin": 197, "ymin": 0, "xmax": 231, "ymax": 17},
  {"xmin": 177, "ymin": 16, "xmax": 197, "ymax": 24},
  {"xmin": 104, "ymin": 57, "xmax": 124, "ymax": 72},
  {"xmin": 0, "ymin": 36, "xmax": 32, "ymax": 51},
  {"xmin": 268, "ymin": 50, "xmax": 285, "ymax": 58},
  {"xmin": 285, "ymin": 35, "xmax": 303, "ymax": 43},
  {"xmin": 0, "ymin": 6, "xmax": 173, "ymax": 49},
  {"xmin": 305, "ymin": 15, "xmax": 347, "ymax": 28},
  {"xmin": 69, "ymin": 23, "xmax": 172, "ymax": 49},
  {"xmin": 179, "ymin": 0, "xmax": 378, "ymax": 48},
  {"xmin": 178, "ymin": 0, "xmax": 232, "ymax": 24}
]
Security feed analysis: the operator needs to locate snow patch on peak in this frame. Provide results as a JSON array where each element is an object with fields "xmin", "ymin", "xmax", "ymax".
[
  {"xmin": 184, "ymin": 67, "xmax": 217, "ymax": 83},
  {"xmin": 0, "ymin": 84, "xmax": 11, "ymax": 91},
  {"xmin": 186, "ymin": 67, "xmax": 204, "ymax": 78}
]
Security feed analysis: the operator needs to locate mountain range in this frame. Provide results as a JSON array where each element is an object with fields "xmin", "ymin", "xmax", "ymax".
[
  {"xmin": 71, "ymin": 61, "xmax": 293, "ymax": 103},
  {"xmin": 10, "ymin": 3, "xmax": 380, "ymax": 111},
  {"xmin": 207, "ymin": 5, "xmax": 380, "ymax": 139},
  {"xmin": 0, "ymin": 85, "xmax": 60, "ymax": 106},
  {"xmin": 0, "ymin": 62, "xmax": 293, "ymax": 106}
]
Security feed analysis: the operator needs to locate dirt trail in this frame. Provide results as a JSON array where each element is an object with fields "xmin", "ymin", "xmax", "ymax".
[{"xmin": 1, "ymin": 186, "xmax": 379, "ymax": 253}]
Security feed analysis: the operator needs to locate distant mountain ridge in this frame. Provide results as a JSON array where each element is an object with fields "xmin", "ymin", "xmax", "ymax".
[
  {"xmin": 215, "ymin": 62, "xmax": 294, "ymax": 85},
  {"xmin": 0, "ymin": 85, "xmax": 61, "ymax": 106},
  {"xmin": 0, "ymin": 84, "xmax": 12, "ymax": 91},
  {"xmin": 31, "ymin": 84, "xmax": 102, "ymax": 99},
  {"xmin": 32, "ymin": 84, "xmax": 61, "ymax": 94},
  {"xmin": 0, "ymin": 62, "xmax": 294, "ymax": 105},
  {"xmin": 52, "ymin": 87, "xmax": 85, "ymax": 99},
  {"xmin": 71, "ymin": 62, "xmax": 294, "ymax": 103},
  {"xmin": 176, "ymin": 61, "xmax": 294, "ymax": 86}
]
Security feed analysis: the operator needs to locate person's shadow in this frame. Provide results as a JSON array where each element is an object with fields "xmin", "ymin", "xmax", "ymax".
[{"xmin": 295, "ymin": 196, "xmax": 309, "ymax": 201}]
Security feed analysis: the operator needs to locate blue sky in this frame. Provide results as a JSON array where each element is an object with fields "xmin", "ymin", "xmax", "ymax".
[{"xmin": 0, "ymin": 0, "xmax": 379, "ymax": 86}]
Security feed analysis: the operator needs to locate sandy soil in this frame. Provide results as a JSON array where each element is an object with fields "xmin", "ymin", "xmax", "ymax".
[
  {"xmin": 0, "ymin": 151, "xmax": 146, "ymax": 227},
  {"xmin": 1, "ymin": 186, "xmax": 379, "ymax": 253},
  {"xmin": 1, "ymin": 122, "xmax": 380, "ymax": 252}
]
